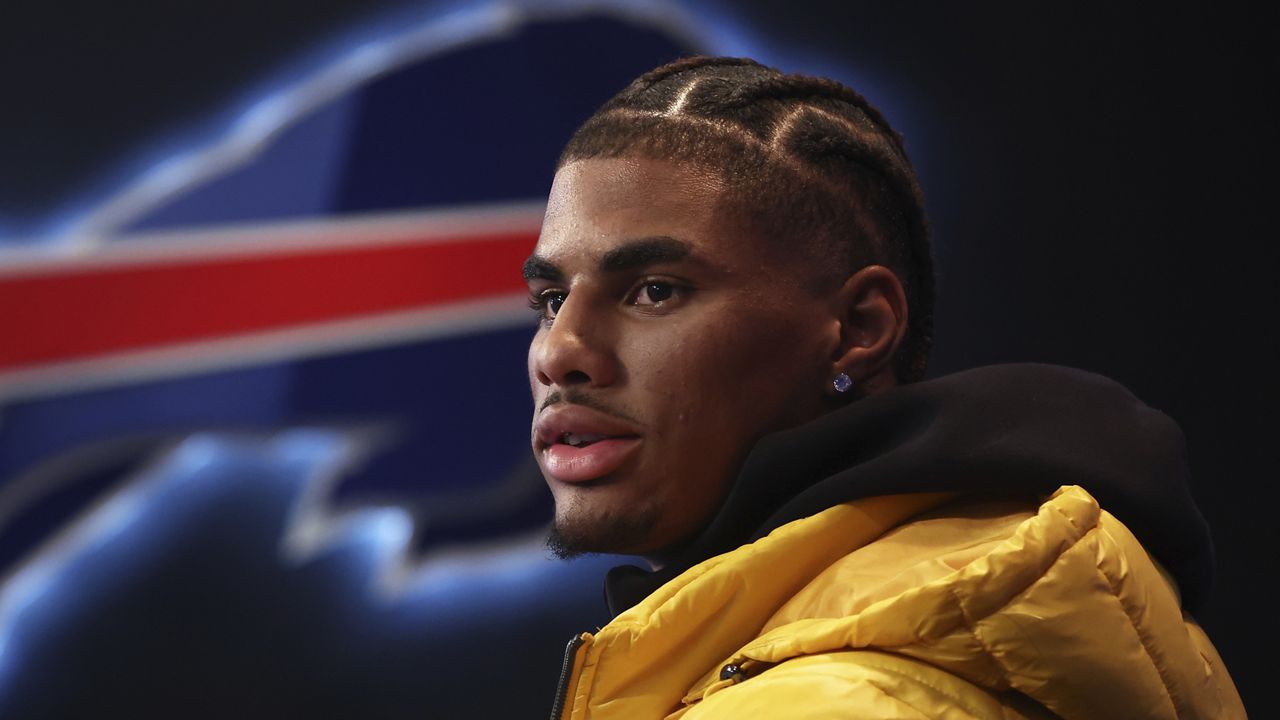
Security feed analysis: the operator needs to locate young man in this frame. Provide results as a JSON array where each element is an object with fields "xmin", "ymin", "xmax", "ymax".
[{"xmin": 524, "ymin": 57, "xmax": 1243, "ymax": 719}]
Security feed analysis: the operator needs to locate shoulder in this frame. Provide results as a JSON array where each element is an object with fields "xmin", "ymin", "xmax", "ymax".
[{"xmin": 708, "ymin": 487, "xmax": 1244, "ymax": 719}]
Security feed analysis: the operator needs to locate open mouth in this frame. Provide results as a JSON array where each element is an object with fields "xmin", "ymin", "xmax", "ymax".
[
  {"xmin": 559, "ymin": 432, "xmax": 610, "ymax": 448},
  {"xmin": 534, "ymin": 404, "xmax": 643, "ymax": 482},
  {"xmin": 541, "ymin": 434, "xmax": 642, "ymax": 483}
]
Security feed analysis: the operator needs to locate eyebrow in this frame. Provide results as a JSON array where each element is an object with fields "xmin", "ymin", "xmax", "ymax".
[
  {"xmin": 600, "ymin": 236, "xmax": 691, "ymax": 272},
  {"xmin": 521, "ymin": 255, "xmax": 563, "ymax": 282},
  {"xmin": 522, "ymin": 236, "xmax": 693, "ymax": 282}
]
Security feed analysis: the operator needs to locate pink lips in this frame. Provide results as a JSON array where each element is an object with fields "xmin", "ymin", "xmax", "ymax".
[
  {"xmin": 534, "ymin": 405, "xmax": 642, "ymax": 483},
  {"xmin": 543, "ymin": 438, "xmax": 642, "ymax": 482}
]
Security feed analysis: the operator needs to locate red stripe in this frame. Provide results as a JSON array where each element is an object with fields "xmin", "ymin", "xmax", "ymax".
[{"xmin": 0, "ymin": 231, "xmax": 536, "ymax": 371}]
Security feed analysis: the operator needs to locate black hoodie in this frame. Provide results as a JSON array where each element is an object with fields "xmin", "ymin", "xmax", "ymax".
[{"xmin": 605, "ymin": 363, "xmax": 1213, "ymax": 616}]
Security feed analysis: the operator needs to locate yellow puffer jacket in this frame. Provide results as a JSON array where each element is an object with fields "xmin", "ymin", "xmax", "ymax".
[{"xmin": 552, "ymin": 486, "xmax": 1244, "ymax": 719}]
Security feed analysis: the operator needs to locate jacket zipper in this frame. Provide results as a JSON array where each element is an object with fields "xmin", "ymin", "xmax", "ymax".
[{"xmin": 549, "ymin": 633, "xmax": 586, "ymax": 720}]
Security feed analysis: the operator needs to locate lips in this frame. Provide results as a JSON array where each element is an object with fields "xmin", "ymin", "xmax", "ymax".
[{"xmin": 534, "ymin": 405, "xmax": 642, "ymax": 483}]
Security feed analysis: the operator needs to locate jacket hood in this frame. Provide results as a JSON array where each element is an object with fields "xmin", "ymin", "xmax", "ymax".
[{"xmin": 606, "ymin": 363, "xmax": 1213, "ymax": 615}]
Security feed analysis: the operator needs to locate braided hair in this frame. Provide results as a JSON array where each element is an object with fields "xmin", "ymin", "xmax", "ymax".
[{"xmin": 559, "ymin": 57, "xmax": 935, "ymax": 383}]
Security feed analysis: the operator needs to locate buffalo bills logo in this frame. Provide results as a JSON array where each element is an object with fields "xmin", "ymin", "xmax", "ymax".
[{"xmin": 0, "ymin": 2, "xmax": 839, "ymax": 716}]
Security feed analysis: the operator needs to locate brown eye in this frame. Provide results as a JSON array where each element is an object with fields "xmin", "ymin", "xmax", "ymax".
[
  {"xmin": 528, "ymin": 290, "xmax": 567, "ymax": 321},
  {"xmin": 634, "ymin": 282, "xmax": 674, "ymax": 306}
]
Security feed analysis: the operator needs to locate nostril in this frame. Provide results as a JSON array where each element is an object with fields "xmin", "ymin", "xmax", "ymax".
[{"xmin": 563, "ymin": 370, "xmax": 591, "ymax": 385}]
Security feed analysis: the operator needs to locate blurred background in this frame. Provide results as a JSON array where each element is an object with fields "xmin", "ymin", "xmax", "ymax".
[{"xmin": 0, "ymin": 1, "xmax": 1269, "ymax": 716}]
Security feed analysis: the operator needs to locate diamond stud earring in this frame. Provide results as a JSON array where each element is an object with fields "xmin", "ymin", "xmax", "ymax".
[{"xmin": 833, "ymin": 372, "xmax": 853, "ymax": 393}]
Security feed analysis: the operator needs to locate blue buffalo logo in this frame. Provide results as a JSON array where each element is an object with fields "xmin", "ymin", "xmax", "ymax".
[{"xmin": 0, "ymin": 2, "xmax": 858, "ymax": 715}]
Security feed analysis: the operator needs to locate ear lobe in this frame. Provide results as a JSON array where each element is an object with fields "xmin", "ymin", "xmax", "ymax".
[{"xmin": 830, "ymin": 265, "xmax": 909, "ymax": 391}]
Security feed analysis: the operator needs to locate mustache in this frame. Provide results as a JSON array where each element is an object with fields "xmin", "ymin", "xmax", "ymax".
[{"xmin": 539, "ymin": 389, "xmax": 641, "ymax": 425}]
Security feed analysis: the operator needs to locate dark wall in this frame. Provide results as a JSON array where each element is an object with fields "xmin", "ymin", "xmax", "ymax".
[{"xmin": 1, "ymin": 0, "xmax": 1269, "ymax": 715}]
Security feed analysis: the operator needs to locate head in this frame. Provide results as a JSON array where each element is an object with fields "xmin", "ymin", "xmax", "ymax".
[{"xmin": 525, "ymin": 57, "xmax": 933, "ymax": 567}]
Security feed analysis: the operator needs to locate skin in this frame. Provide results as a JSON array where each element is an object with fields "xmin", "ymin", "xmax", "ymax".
[{"xmin": 526, "ymin": 156, "xmax": 908, "ymax": 568}]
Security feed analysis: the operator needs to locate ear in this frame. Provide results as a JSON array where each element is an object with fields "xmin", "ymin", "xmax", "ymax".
[{"xmin": 828, "ymin": 265, "xmax": 909, "ymax": 395}]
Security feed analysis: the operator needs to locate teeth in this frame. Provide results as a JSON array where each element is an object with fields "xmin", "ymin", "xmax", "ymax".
[{"xmin": 560, "ymin": 432, "xmax": 607, "ymax": 447}]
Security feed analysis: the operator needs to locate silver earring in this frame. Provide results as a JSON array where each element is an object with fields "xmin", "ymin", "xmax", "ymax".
[{"xmin": 833, "ymin": 372, "xmax": 853, "ymax": 393}]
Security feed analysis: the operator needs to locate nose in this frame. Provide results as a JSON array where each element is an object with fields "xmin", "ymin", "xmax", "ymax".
[{"xmin": 529, "ymin": 296, "xmax": 617, "ymax": 389}]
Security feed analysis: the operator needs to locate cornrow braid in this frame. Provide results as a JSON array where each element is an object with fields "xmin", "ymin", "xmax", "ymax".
[
  {"xmin": 559, "ymin": 56, "xmax": 935, "ymax": 383},
  {"xmin": 722, "ymin": 73, "xmax": 908, "ymax": 155},
  {"xmin": 635, "ymin": 55, "xmax": 759, "ymax": 88}
]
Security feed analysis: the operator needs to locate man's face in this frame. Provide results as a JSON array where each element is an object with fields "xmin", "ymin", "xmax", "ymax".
[{"xmin": 526, "ymin": 156, "xmax": 835, "ymax": 562}]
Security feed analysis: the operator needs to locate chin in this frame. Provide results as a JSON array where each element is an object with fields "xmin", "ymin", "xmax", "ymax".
[{"xmin": 547, "ymin": 499, "xmax": 659, "ymax": 558}]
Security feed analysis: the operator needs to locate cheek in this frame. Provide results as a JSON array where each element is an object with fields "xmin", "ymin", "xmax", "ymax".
[
  {"xmin": 635, "ymin": 313, "xmax": 818, "ymax": 430},
  {"xmin": 706, "ymin": 315, "xmax": 825, "ymax": 428}
]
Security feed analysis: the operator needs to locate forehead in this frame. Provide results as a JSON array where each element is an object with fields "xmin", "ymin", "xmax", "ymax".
[{"xmin": 536, "ymin": 156, "xmax": 744, "ymax": 263}]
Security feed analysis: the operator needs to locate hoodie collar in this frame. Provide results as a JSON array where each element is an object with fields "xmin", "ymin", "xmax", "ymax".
[{"xmin": 607, "ymin": 363, "xmax": 1212, "ymax": 615}]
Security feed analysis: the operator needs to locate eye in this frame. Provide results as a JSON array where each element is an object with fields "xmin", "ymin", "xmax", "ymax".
[
  {"xmin": 528, "ymin": 289, "xmax": 567, "ymax": 321},
  {"xmin": 632, "ymin": 282, "xmax": 676, "ymax": 306}
]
